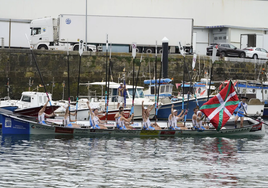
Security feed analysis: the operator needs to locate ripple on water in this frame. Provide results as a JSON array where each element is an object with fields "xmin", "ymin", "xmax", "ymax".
[{"xmin": 0, "ymin": 128, "xmax": 268, "ymax": 187}]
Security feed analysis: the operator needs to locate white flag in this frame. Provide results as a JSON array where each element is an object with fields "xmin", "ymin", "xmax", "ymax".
[
  {"xmin": 132, "ymin": 43, "xmax": 137, "ymax": 58},
  {"xmin": 79, "ymin": 40, "xmax": 84, "ymax": 56},
  {"xmin": 192, "ymin": 53, "xmax": 197, "ymax": 70},
  {"xmin": 212, "ymin": 47, "xmax": 217, "ymax": 63}
]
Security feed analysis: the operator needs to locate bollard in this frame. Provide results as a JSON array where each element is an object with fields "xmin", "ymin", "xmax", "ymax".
[{"xmin": 162, "ymin": 37, "xmax": 169, "ymax": 78}]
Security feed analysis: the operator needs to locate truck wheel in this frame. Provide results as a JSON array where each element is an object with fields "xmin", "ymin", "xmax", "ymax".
[
  {"xmin": 87, "ymin": 47, "xmax": 93, "ymax": 51},
  {"xmin": 240, "ymin": 52, "xmax": 245, "ymax": 58},
  {"xmin": 38, "ymin": 45, "xmax": 48, "ymax": 50},
  {"xmin": 145, "ymin": 48, "xmax": 154, "ymax": 53},
  {"xmin": 73, "ymin": 45, "xmax": 79, "ymax": 51},
  {"xmin": 253, "ymin": 54, "xmax": 258, "ymax": 59}
]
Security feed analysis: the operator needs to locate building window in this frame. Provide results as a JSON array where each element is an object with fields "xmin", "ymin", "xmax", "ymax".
[
  {"xmin": 214, "ymin": 37, "xmax": 218, "ymax": 40},
  {"xmin": 219, "ymin": 36, "xmax": 222, "ymax": 40},
  {"xmin": 223, "ymin": 36, "xmax": 226, "ymax": 40}
]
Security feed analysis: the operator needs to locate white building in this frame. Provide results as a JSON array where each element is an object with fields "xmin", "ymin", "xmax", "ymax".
[
  {"xmin": 1, "ymin": 0, "xmax": 268, "ymax": 54},
  {"xmin": 194, "ymin": 25, "xmax": 268, "ymax": 55}
]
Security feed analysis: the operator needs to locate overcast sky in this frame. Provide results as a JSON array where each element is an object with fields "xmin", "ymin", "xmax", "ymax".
[{"xmin": 0, "ymin": 0, "xmax": 268, "ymax": 27}]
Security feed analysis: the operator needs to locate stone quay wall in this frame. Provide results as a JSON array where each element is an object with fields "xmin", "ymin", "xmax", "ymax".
[{"xmin": 0, "ymin": 49, "xmax": 267, "ymax": 100}]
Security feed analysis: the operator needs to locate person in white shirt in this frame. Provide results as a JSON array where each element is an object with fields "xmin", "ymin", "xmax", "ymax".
[
  {"xmin": 168, "ymin": 104, "xmax": 187, "ymax": 130},
  {"xmin": 38, "ymin": 98, "xmax": 55, "ymax": 124}
]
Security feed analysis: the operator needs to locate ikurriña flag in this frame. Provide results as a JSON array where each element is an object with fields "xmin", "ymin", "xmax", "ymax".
[{"xmin": 200, "ymin": 80, "xmax": 239, "ymax": 131}]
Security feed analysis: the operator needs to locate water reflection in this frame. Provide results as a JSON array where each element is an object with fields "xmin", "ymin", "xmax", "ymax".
[{"xmin": 0, "ymin": 133, "xmax": 267, "ymax": 187}]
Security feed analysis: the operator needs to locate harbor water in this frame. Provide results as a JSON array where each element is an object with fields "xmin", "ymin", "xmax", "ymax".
[{"xmin": 0, "ymin": 121, "xmax": 268, "ymax": 187}]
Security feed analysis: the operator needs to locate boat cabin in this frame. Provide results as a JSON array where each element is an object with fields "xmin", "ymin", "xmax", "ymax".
[
  {"xmin": 80, "ymin": 82, "xmax": 146, "ymax": 102},
  {"xmin": 16, "ymin": 92, "xmax": 53, "ymax": 109},
  {"xmin": 235, "ymin": 80, "xmax": 268, "ymax": 102},
  {"xmin": 143, "ymin": 78, "xmax": 173, "ymax": 98}
]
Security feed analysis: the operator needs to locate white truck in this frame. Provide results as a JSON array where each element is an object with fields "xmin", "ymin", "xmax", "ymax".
[
  {"xmin": 240, "ymin": 34, "xmax": 268, "ymax": 50},
  {"xmin": 30, "ymin": 14, "xmax": 194, "ymax": 53},
  {"xmin": 30, "ymin": 17, "xmax": 96, "ymax": 51},
  {"xmin": 0, "ymin": 18, "xmax": 31, "ymax": 48}
]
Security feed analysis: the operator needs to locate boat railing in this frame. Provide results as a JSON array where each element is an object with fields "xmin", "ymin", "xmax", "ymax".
[{"xmin": 0, "ymin": 96, "xmax": 11, "ymax": 101}]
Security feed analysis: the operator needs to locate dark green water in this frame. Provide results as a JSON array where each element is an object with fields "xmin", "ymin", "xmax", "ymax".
[{"xmin": 0, "ymin": 124, "xmax": 268, "ymax": 187}]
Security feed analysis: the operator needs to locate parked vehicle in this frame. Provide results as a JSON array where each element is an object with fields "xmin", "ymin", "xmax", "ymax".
[
  {"xmin": 206, "ymin": 43, "xmax": 246, "ymax": 58},
  {"xmin": 30, "ymin": 14, "xmax": 194, "ymax": 53},
  {"xmin": 30, "ymin": 17, "xmax": 96, "ymax": 52},
  {"xmin": 243, "ymin": 47, "xmax": 268, "ymax": 59}
]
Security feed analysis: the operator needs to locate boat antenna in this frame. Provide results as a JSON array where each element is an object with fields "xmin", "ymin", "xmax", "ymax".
[{"xmin": 25, "ymin": 34, "xmax": 52, "ymax": 108}]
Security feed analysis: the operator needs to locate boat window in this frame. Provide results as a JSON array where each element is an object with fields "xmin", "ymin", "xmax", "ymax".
[
  {"xmin": 150, "ymin": 86, "xmax": 155, "ymax": 94},
  {"xmin": 128, "ymin": 89, "xmax": 138, "ymax": 98},
  {"xmin": 166, "ymin": 86, "xmax": 169, "ymax": 92},
  {"xmin": 137, "ymin": 89, "xmax": 144, "ymax": 98},
  {"xmin": 161, "ymin": 86, "xmax": 165, "ymax": 93},
  {"xmin": 44, "ymin": 96, "xmax": 47, "ymax": 103},
  {"xmin": 253, "ymin": 89, "xmax": 255, "ymax": 93},
  {"xmin": 112, "ymin": 89, "xmax": 118, "ymax": 101},
  {"xmin": 265, "ymin": 90, "xmax": 267, "ymax": 94},
  {"xmin": 21, "ymin": 95, "xmax": 31, "ymax": 102},
  {"xmin": 150, "ymin": 86, "xmax": 158, "ymax": 95},
  {"xmin": 31, "ymin": 27, "xmax": 41, "ymax": 35},
  {"xmin": 39, "ymin": 96, "xmax": 42, "ymax": 103}
]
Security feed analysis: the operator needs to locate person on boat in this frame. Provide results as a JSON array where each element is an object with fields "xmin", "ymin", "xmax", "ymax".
[
  {"xmin": 196, "ymin": 110, "xmax": 208, "ymax": 130},
  {"xmin": 114, "ymin": 106, "xmax": 124, "ymax": 119},
  {"xmin": 117, "ymin": 83, "xmax": 126, "ymax": 108},
  {"xmin": 142, "ymin": 101, "xmax": 161, "ymax": 130},
  {"xmin": 87, "ymin": 102, "xmax": 107, "ymax": 129},
  {"xmin": 63, "ymin": 104, "xmax": 80, "ymax": 128},
  {"xmin": 192, "ymin": 107, "xmax": 207, "ymax": 130},
  {"xmin": 168, "ymin": 104, "xmax": 188, "ymax": 130},
  {"xmin": 192, "ymin": 107, "xmax": 198, "ymax": 129},
  {"xmin": 234, "ymin": 96, "xmax": 248, "ymax": 128},
  {"xmin": 38, "ymin": 98, "xmax": 55, "ymax": 124},
  {"xmin": 116, "ymin": 110, "xmax": 134, "ymax": 130}
]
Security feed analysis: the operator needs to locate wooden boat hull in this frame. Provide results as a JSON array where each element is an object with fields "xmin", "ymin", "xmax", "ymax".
[{"xmin": 1, "ymin": 113, "xmax": 265, "ymax": 137}]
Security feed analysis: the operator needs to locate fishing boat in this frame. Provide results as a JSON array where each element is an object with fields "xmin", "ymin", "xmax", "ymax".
[
  {"xmin": 0, "ymin": 111, "xmax": 265, "ymax": 137},
  {"xmin": 143, "ymin": 78, "xmax": 173, "ymax": 100},
  {"xmin": 79, "ymin": 82, "xmax": 156, "ymax": 119},
  {"xmin": 1, "ymin": 91, "xmax": 60, "ymax": 117},
  {"xmin": 234, "ymin": 80, "xmax": 267, "ymax": 116},
  {"xmin": 156, "ymin": 78, "xmax": 215, "ymax": 120}
]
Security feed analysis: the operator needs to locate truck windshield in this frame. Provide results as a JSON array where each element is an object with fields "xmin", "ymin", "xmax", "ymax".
[{"xmin": 31, "ymin": 28, "xmax": 41, "ymax": 35}]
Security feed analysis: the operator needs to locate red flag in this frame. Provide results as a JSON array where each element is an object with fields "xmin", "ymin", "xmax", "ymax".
[{"xmin": 200, "ymin": 81, "xmax": 239, "ymax": 131}]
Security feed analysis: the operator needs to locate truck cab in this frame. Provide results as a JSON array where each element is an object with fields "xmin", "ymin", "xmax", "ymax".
[
  {"xmin": 30, "ymin": 17, "xmax": 96, "ymax": 52},
  {"xmin": 30, "ymin": 17, "xmax": 56, "ymax": 50}
]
